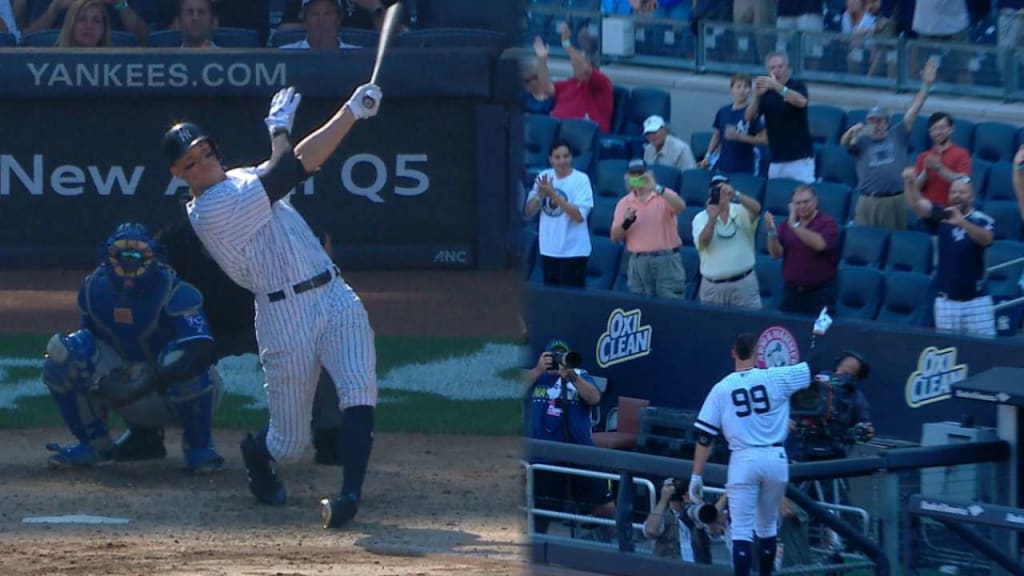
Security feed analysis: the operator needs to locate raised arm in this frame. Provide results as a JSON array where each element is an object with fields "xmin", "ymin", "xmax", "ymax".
[
  {"xmin": 533, "ymin": 36, "xmax": 556, "ymax": 97},
  {"xmin": 560, "ymin": 23, "xmax": 593, "ymax": 82},
  {"xmin": 904, "ymin": 58, "xmax": 938, "ymax": 130},
  {"xmin": 294, "ymin": 84, "xmax": 380, "ymax": 173},
  {"xmin": 25, "ymin": 0, "xmax": 72, "ymax": 33},
  {"xmin": 902, "ymin": 166, "xmax": 933, "ymax": 220}
]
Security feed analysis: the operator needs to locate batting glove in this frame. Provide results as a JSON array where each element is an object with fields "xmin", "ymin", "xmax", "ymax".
[
  {"xmin": 346, "ymin": 83, "xmax": 383, "ymax": 120},
  {"xmin": 265, "ymin": 86, "xmax": 302, "ymax": 137},
  {"xmin": 813, "ymin": 307, "xmax": 833, "ymax": 336},
  {"xmin": 688, "ymin": 474, "xmax": 704, "ymax": 503}
]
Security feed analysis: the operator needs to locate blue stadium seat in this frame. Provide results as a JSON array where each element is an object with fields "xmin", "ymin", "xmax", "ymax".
[
  {"xmin": 846, "ymin": 108, "xmax": 869, "ymax": 128},
  {"xmin": 596, "ymin": 159, "xmax": 629, "ymax": 198},
  {"xmin": 971, "ymin": 157, "xmax": 993, "ymax": 202},
  {"xmin": 597, "ymin": 136, "xmax": 631, "ymax": 160},
  {"xmin": 650, "ymin": 164, "xmax": 683, "ymax": 194},
  {"xmin": 588, "ymin": 196, "xmax": 618, "ymax": 237},
  {"xmin": 984, "ymin": 202, "xmax": 1023, "ymax": 241},
  {"xmin": 396, "ymin": 27, "xmax": 507, "ymax": 49},
  {"xmin": 585, "ymin": 235, "xmax": 623, "ymax": 290},
  {"xmin": 110, "ymin": 30, "xmax": 136, "ymax": 46},
  {"xmin": 755, "ymin": 253, "xmax": 784, "ymax": 309},
  {"xmin": 0, "ymin": 32, "xmax": 15, "ymax": 46},
  {"xmin": 613, "ymin": 248, "xmax": 631, "ymax": 293},
  {"xmin": 876, "ymin": 271, "xmax": 932, "ymax": 326},
  {"xmin": 814, "ymin": 181, "xmax": 852, "ymax": 224},
  {"xmin": 680, "ymin": 169, "xmax": 712, "ymax": 206},
  {"xmin": 610, "ymin": 84, "xmax": 631, "ymax": 135},
  {"xmin": 268, "ymin": 28, "xmax": 305, "ymax": 47},
  {"xmin": 678, "ymin": 206, "xmax": 704, "ymax": 248},
  {"xmin": 836, "ymin": 267, "xmax": 884, "ymax": 319},
  {"xmin": 524, "ymin": 114, "xmax": 561, "ymax": 169},
  {"xmin": 763, "ymin": 178, "xmax": 804, "ymax": 215},
  {"xmin": 817, "ymin": 144, "xmax": 858, "ymax": 188},
  {"xmin": 557, "ymin": 118, "xmax": 601, "ymax": 179},
  {"xmin": 622, "ymin": 88, "xmax": 671, "ymax": 136},
  {"xmin": 884, "ymin": 230, "xmax": 933, "ymax": 274},
  {"xmin": 20, "ymin": 29, "xmax": 60, "ymax": 46},
  {"xmin": 520, "ymin": 227, "xmax": 539, "ymax": 281},
  {"xmin": 846, "ymin": 191, "xmax": 860, "ymax": 223},
  {"xmin": 148, "ymin": 29, "xmax": 182, "ymax": 47},
  {"xmin": 337, "ymin": 27, "xmax": 380, "ymax": 48},
  {"xmin": 726, "ymin": 173, "xmax": 766, "ymax": 204},
  {"xmin": 984, "ymin": 240, "xmax": 1024, "ymax": 299},
  {"xmin": 984, "ymin": 161, "xmax": 1015, "ymax": 202},
  {"xmin": 900, "ymin": 114, "xmax": 930, "ymax": 155},
  {"xmin": 148, "ymin": 27, "xmax": 261, "ymax": 47},
  {"xmin": 972, "ymin": 122, "xmax": 1019, "ymax": 163},
  {"xmin": 950, "ymin": 118, "xmax": 975, "ymax": 154},
  {"xmin": 680, "ymin": 246, "xmax": 701, "ymax": 300},
  {"xmin": 807, "ymin": 105, "xmax": 846, "ymax": 145},
  {"xmin": 691, "ymin": 131, "xmax": 713, "ymax": 163},
  {"xmin": 839, "ymin": 226, "xmax": 889, "ymax": 268}
]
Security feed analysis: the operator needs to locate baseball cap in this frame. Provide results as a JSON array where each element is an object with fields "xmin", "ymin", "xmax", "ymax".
[
  {"xmin": 709, "ymin": 174, "xmax": 730, "ymax": 187},
  {"xmin": 627, "ymin": 158, "xmax": 648, "ymax": 173},
  {"xmin": 547, "ymin": 339, "xmax": 571, "ymax": 353},
  {"xmin": 866, "ymin": 106, "xmax": 888, "ymax": 120},
  {"xmin": 642, "ymin": 115, "xmax": 666, "ymax": 134}
]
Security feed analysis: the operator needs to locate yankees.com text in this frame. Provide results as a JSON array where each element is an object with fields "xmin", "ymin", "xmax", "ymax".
[{"xmin": 26, "ymin": 62, "xmax": 286, "ymax": 88}]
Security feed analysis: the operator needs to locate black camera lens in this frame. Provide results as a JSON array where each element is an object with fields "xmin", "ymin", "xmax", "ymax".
[{"xmin": 563, "ymin": 351, "xmax": 581, "ymax": 370}]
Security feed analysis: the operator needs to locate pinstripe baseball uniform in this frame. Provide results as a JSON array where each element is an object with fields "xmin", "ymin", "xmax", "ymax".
[
  {"xmin": 694, "ymin": 362, "xmax": 810, "ymax": 542},
  {"xmin": 188, "ymin": 167, "xmax": 377, "ymax": 463}
]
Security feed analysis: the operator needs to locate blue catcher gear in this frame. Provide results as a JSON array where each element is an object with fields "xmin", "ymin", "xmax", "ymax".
[{"xmin": 104, "ymin": 222, "xmax": 159, "ymax": 290}]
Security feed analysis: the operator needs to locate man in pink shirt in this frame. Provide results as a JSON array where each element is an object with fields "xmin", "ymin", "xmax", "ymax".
[
  {"xmin": 540, "ymin": 22, "xmax": 613, "ymax": 132},
  {"xmin": 610, "ymin": 159, "xmax": 688, "ymax": 297}
]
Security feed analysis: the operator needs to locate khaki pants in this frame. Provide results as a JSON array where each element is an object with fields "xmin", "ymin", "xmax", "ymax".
[
  {"xmin": 854, "ymin": 193, "xmax": 906, "ymax": 231},
  {"xmin": 698, "ymin": 269, "xmax": 762, "ymax": 309},
  {"xmin": 628, "ymin": 251, "xmax": 686, "ymax": 298}
]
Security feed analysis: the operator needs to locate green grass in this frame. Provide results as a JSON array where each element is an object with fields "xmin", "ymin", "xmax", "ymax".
[{"xmin": 0, "ymin": 334, "xmax": 524, "ymax": 436}]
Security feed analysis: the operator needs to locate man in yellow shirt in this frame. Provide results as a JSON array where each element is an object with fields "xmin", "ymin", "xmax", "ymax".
[{"xmin": 692, "ymin": 175, "xmax": 763, "ymax": 309}]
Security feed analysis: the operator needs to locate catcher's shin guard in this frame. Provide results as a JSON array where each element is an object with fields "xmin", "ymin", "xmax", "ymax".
[
  {"xmin": 46, "ymin": 388, "xmax": 111, "ymax": 449},
  {"xmin": 174, "ymin": 390, "xmax": 224, "ymax": 474}
]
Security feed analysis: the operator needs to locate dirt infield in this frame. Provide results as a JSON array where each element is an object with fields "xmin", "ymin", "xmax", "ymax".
[{"xmin": 0, "ymin": 269, "xmax": 539, "ymax": 576}]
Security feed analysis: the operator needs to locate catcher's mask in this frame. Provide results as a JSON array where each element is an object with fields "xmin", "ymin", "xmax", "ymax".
[{"xmin": 105, "ymin": 222, "xmax": 158, "ymax": 288}]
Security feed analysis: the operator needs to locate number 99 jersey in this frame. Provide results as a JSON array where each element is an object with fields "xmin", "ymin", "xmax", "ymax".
[{"xmin": 694, "ymin": 364, "xmax": 811, "ymax": 451}]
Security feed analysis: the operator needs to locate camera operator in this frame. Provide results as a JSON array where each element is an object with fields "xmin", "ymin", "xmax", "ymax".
[
  {"xmin": 789, "ymin": 350, "xmax": 874, "ymax": 462},
  {"xmin": 524, "ymin": 341, "xmax": 614, "ymax": 534},
  {"xmin": 644, "ymin": 477, "xmax": 715, "ymax": 564}
]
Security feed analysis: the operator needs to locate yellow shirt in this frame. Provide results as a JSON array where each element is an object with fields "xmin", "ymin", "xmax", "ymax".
[{"xmin": 691, "ymin": 203, "xmax": 757, "ymax": 280}]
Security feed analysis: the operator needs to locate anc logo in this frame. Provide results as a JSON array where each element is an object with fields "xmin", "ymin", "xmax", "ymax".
[
  {"xmin": 756, "ymin": 326, "xmax": 799, "ymax": 368},
  {"xmin": 595, "ymin": 308, "xmax": 652, "ymax": 368},
  {"xmin": 905, "ymin": 346, "xmax": 968, "ymax": 408}
]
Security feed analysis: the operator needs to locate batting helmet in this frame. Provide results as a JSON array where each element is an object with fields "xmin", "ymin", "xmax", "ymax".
[{"xmin": 162, "ymin": 122, "xmax": 217, "ymax": 165}]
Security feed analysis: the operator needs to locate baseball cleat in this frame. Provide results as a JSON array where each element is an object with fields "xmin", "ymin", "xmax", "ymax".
[
  {"xmin": 46, "ymin": 443, "xmax": 114, "ymax": 468},
  {"xmin": 320, "ymin": 493, "xmax": 359, "ymax": 529},
  {"xmin": 239, "ymin": 433, "xmax": 287, "ymax": 505}
]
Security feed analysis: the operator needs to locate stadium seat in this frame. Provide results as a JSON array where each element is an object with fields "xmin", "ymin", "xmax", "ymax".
[
  {"xmin": 613, "ymin": 248, "xmax": 631, "ymax": 292},
  {"xmin": 814, "ymin": 181, "xmax": 852, "ymax": 224},
  {"xmin": 520, "ymin": 227, "xmax": 539, "ymax": 281},
  {"xmin": 984, "ymin": 240, "xmax": 1024, "ymax": 299},
  {"xmin": 110, "ymin": 30, "xmax": 136, "ymax": 46},
  {"xmin": 984, "ymin": 201, "xmax": 1023, "ymax": 241},
  {"xmin": 595, "ymin": 159, "xmax": 629, "ymax": 198},
  {"xmin": 884, "ymin": 230, "xmax": 933, "ymax": 274},
  {"xmin": 585, "ymin": 235, "xmax": 624, "ymax": 290},
  {"xmin": 973, "ymin": 122, "xmax": 1018, "ymax": 163},
  {"xmin": 755, "ymin": 253, "xmax": 784, "ymax": 309},
  {"xmin": 839, "ymin": 226, "xmax": 889, "ymax": 268},
  {"xmin": 817, "ymin": 144, "xmax": 858, "ymax": 188},
  {"xmin": 876, "ymin": 271, "xmax": 932, "ymax": 326},
  {"xmin": 524, "ymin": 114, "xmax": 561, "ymax": 169},
  {"xmin": 148, "ymin": 29, "xmax": 182, "ymax": 47},
  {"xmin": 588, "ymin": 196, "xmax": 618, "ymax": 237},
  {"xmin": 148, "ymin": 27, "xmax": 262, "ymax": 48},
  {"xmin": 0, "ymin": 32, "xmax": 14, "ymax": 46},
  {"xmin": 835, "ymin": 267, "xmax": 885, "ymax": 319},
  {"xmin": 807, "ymin": 104, "xmax": 846, "ymax": 145},
  {"xmin": 598, "ymin": 136, "xmax": 631, "ymax": 160},
  {"xmin": 557, "ymin": 118, "xmax": 601, "ymax": 179},
  {"xmin": 971, "ymin": 157, "xmax": 993, "ymax": 202},
  {"xmin": 395, "ymin": 27, "xmax": 507, "ymax": 49},
  {"xmin": 610, "ymin": 84, "xmax": 631, "ymax": 135},
  {"xmin": 680, "ymin": 246, "xmax": 701, "ymax": 300},
  {"xmin": 650, "ymin": 164, "xmax": 683, "ymax": 194},
  {"xmin": 846, "ymin": 191, "xmax": 860, "ymax": 223},
  {"xmin": 984, "ymin": 161, "xmax": 1015, "ymax": 202},
  {"xmin": 846, "ymin": 108, "xmax": 869, "ymax": 128},
  {"xmin": 592, "ymin": 396, "xmax": 650, "ymax": 450},
  {"xmin": 680, "ymin": 169, "xmax": 712, "ymax": 205},
  {"xmin": 622, "ymin": 88, "xmax": 671, "ymax": 136},
  {"xmin": 950, "ymin": 118, "xmax": 975, "ymax": 154},
  {"xmin": 337, "ymin": 27, "xmax": 380, "ymax": 48},
  {"xmin": 678, "ymin": 206, "xmax": 704, "ymax": 248},
  {"xmin": 763, "ymin": 178, "xmax": 804, "ymax": 215},
  {"xmin": 691, "ymin": 131, "xmax": 713, "ymax": 163},
  {"xmin": 725, "ymin": 173, "xmax": 765, "ymax": 204},
  {"xmin": 900, "ymin": 114, "xmax": 930, "ymax": 155},
  {"xmin": 20, "ymin": 29, "xmax": 60, "ymax": 46},
  {"xmin": 268, "ymin": 28, "xmax": 305, "ymax": 47}
]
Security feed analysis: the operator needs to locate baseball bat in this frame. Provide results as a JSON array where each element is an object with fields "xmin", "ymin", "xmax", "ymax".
[{"xmin": 362, "ymin": 2, "xmax": 402, "ymax": 110}]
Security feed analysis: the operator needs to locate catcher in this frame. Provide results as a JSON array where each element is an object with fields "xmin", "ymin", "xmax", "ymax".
[{"xmin": 42, "ymin": 222, "xmax": 225, "ymax": 474}]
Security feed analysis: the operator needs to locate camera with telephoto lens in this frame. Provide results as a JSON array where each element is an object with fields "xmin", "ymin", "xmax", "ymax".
[
  {"xmin": 670, "ymin": 478, "xmax": 720, "ymax": 527},
  {"xmin": 548, "ymin": 350, "xmax": 581, "ymax": 371}
]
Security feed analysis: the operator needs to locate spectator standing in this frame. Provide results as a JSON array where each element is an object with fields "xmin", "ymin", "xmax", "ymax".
[
  {"xmin": 173, "ymin": 0, "xmax": 215, "ymax": 47},
  {"xmin": 765, "ymin": 185, "xmax": 840, "ymax": 316},
  {"xmin": 701, "ymin": 74, "xmax": 767, "ymax": 175},
  {"xmin": 840, "ymin": 59, "xmax": 937, "ymax": 230},
  {"xmin": 841, "ymin": 0, "xmax": 876, "ymax": 32},
  {"xmin": 746, "ymin": 53, "xmax": 814, "ymax": 183},
  {"xmin": 0, "ymin": 0, "xmax": 25, "ymax": 41},
  {"xmin": 692, "ymin": 175, "xmax": 764, "ymax": 309},
  {"xmin": 521, "ymin": 36, "xmax": 554, "ymax": 115},
  {"xmin": 912, "ymin": 0, "xmax": 969, "ymax": 41},
  {"xmin": 904, "ymin": 169, "xmax": 996, "ymax": 337},
  {"xmin": 643, "ymin": 115, "xmax": 697, "ymax": 172},
  {"xmin": 547, "ymin": 22, "xmax": 613, "ymax": 133},
  {"xmin": 610, "ymin": 159, "xmax": 688, "ymax": 298},
  {"xmin": 998, "ymin": 0, "xmax": 1024, "ymax": 49},
  {"xmin": 280, "ymin": 0, "xmax": 359, "ymax": 50},
  {"xmin": 732, "ymin": 0, "xmax": 774, "ymax": 33},
  {"xmin": 913, "ymin": 112, "xmax": 971, "ymax": 207},
  {"xmin": 27, "ymin": 0, "xmax": 152, "ymax": 45},
  {"xmin": 524, "ymin": 140, "xmax": 594, "ymax": 287},
  {"xmin": 279, "ymin": 0, "xmax": 399, "ymax": 31}
]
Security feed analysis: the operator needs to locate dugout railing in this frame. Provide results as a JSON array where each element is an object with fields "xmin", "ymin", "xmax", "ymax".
[{"xmin": 524, "ymin": 437, "xmax": 1011, "ymax": 576}]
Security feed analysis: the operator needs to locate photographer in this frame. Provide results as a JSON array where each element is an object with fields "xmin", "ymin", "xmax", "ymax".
[
  {"xmin": 789, "ymin": 351, "xmax": 874, "ymax": 462},
  {"xmin": 644, "ymin": 477, "xmax": 714, "ymax": 564},
  {"xmin": 524, "ymin": 342, "xmax": 614, "ymax": 534}
]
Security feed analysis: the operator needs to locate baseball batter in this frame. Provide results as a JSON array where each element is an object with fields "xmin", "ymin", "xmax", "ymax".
[
  {"xmin": 689, "ymin": 309, "xmax": 833, "ymax": 576},
  {"xmin": 162, "ymin": 83, "xmax": 381, "ymax": 528}
]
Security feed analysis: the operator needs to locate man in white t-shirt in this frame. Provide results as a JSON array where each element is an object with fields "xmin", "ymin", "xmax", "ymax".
[
  {"xmin": 524, "ymin": 139, "xmax": 594, "ymax": 287},
  {"xmin": 280, "ymin": 0, "xmax": 359, "ymax": 50}
]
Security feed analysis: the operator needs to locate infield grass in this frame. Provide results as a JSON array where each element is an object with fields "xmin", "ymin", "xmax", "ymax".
[{"xmin": 0, "ymin": 334, "xmax": 525, "ymax": 436}]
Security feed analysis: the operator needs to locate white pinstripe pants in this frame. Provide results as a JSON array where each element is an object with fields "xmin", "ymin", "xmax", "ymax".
[{"xmin": 256, "ymin": 279, "xmax": 377, "ymax": 462}]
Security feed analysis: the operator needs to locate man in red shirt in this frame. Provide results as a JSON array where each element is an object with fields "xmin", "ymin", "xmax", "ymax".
[
  {"xmin": 912, "ymin": 112, "xmax": 971, "ymax": 207},
  {"xmin": 540, "ymin": 22, "xmax": 613, "ymax": 133}
]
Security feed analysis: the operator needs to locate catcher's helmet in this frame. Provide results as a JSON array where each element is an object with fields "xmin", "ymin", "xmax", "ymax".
[
  {"xmin": 162, "ymin": 122, "xmax": 217, "ymax": 165},
  {"xmin": 104, "ymin": 222, "xmax": 159, "ymax": 287}
]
